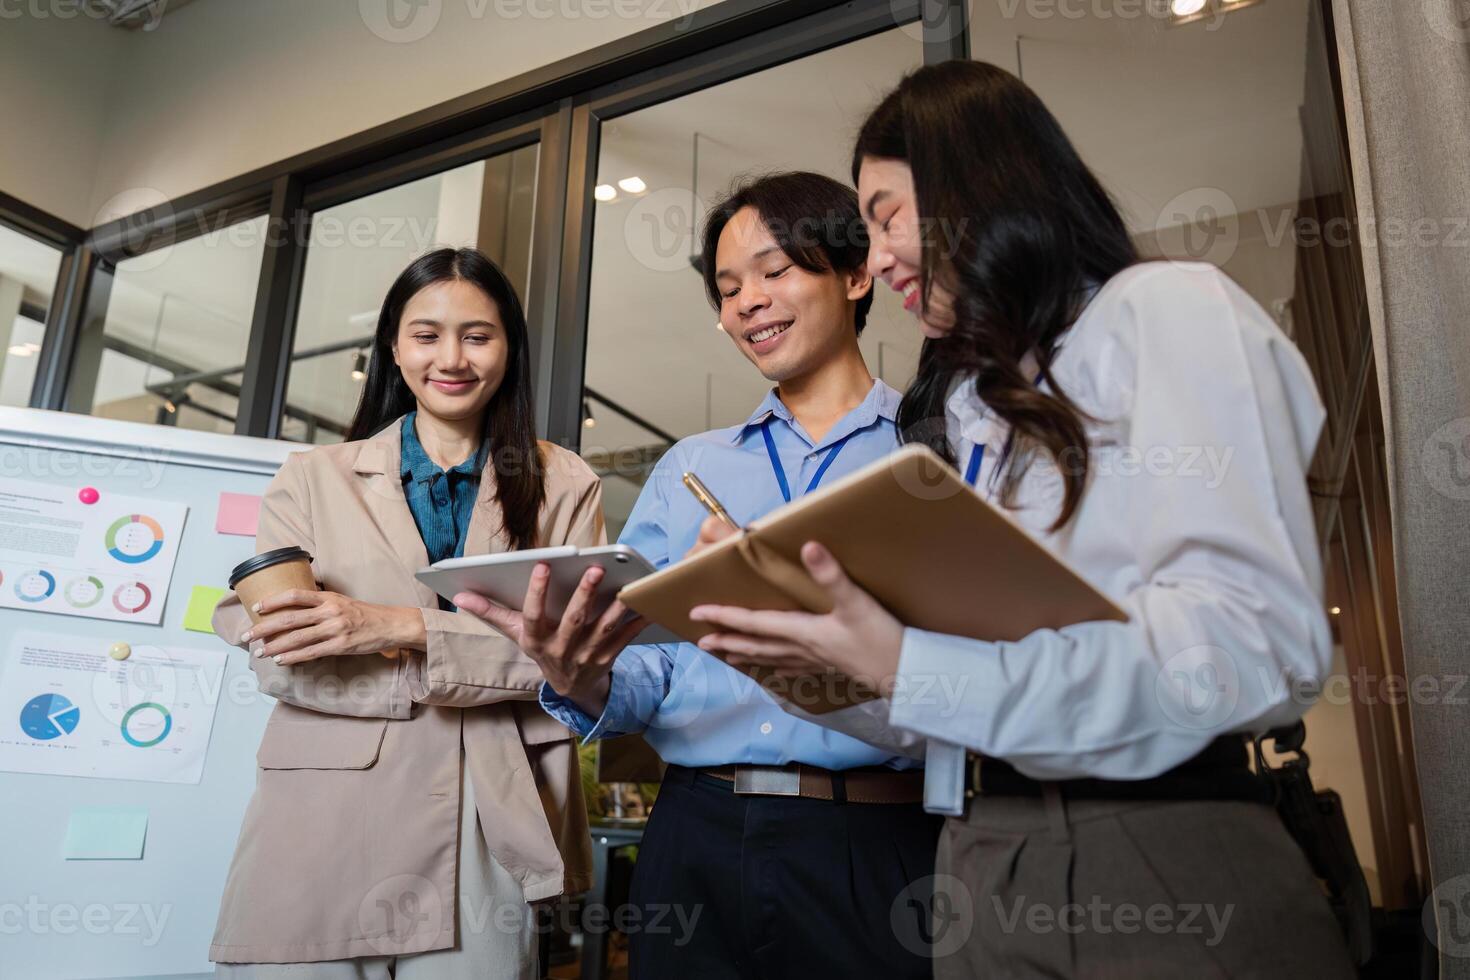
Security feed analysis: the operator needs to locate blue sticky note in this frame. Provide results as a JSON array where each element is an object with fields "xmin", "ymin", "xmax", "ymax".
[{"xmin": 63, "ymin": 807, "xmax": 148, "ymax": 860}]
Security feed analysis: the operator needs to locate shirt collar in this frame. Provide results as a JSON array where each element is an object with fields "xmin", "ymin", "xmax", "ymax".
[
  {"xmin": 945, "ymin": 347, "xmax": 1063, "ymax": 446},
  {"xmin": 399, "ymin": 411, "xmax": 484, "ymax": 484},
  {"xmin": 731, "ymin": 378, "xmax": 900, "ymax": 448}
]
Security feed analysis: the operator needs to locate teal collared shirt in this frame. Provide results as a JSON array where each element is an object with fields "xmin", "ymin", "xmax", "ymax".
[{"xmin": 400, "ymin": 413, "xmax": 486, "ymax": 608}]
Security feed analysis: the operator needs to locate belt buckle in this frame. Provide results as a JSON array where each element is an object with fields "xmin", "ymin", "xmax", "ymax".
[
  {"xmin": 733, "ymin": 765, "xmax": 802, "ymax": 796},
  {"xmin": 966, "ymin": 753, "xmax": 984, "ymax": 799}
]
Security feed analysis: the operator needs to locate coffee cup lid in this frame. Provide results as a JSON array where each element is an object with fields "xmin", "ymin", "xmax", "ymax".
[{"xmin": 229, "ymin": 546, "xmax": 314, "ymax": 590}]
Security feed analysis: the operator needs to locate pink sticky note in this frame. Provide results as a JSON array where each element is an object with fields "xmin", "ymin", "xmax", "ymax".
[{"xmin": 216, "ymin": 492, "xmax": 262, "ymax": 537}]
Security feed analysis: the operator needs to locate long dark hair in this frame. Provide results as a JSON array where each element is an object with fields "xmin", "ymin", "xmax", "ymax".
[
  {"xmin": 853, "ymin": 61, "xmax": 1137, "ymax": 530},
  {"xmin": 346, "ymin": 247, "xmax": 545, "ymax": 551}
]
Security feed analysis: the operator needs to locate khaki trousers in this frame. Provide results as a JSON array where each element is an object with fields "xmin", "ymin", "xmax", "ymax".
[
  {"xmin": 932, "ymin": 788, "xmax": 1355, "ymax": 979},
  {"xmin": 216, "ymin": 761, "xmax": 537, "ymax": 980}
]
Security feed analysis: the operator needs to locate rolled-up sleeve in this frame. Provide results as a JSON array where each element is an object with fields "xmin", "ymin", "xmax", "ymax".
[{"xmin": 888, "ymin": 265, "xmax": 1332, "ymax": 780}]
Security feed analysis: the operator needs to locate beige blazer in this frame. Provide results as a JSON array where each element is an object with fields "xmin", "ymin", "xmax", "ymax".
[{"xmin": 209, "ymin": 421, "xmax": 599, "ymax": 964}]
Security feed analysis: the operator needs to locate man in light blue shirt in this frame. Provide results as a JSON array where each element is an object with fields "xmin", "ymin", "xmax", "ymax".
[
  {"xmin": 459, "ymin": 173, "xmax": 939, "ymax": 980},
  {"xmin": 544, "ymin": 380, "xmax": 917, "ymax": 769}
]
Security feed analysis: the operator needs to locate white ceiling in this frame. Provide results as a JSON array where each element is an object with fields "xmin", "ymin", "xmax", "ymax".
[{"xmin": 73, "ymin": 0, "xmax": 1321, "ymax": 452}]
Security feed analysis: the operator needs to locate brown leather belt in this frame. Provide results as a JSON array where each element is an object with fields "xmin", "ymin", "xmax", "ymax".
[{"xmin": 700, "ymin": 763, "xmax": 923, "ymax": 804}]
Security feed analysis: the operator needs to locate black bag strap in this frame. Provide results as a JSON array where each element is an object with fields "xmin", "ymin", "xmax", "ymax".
[{"xmin": 1254, "ymin": 722, "xmax": 1376, "ymax": 966}]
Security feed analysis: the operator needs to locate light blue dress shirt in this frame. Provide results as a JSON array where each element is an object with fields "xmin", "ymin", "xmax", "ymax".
[{"xmin": 540, "ymin": 379, "xmax": 921, "ymax": 770}]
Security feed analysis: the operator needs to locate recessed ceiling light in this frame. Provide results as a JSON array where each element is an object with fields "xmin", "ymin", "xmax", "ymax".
[
  {"xmin": 617, "ymin": 176, "xmax": 647, "ymax": 194},
  {"xmin": 1171, "ymin": 0, "xmax": 1207, "ymax": 15},
  {"xmin": 594, "ymin": 184, "xmax": 617, "ymax": 203},
  {"xmin": 7, "ymin": 345, "xmax": 32, "ymax": 357}
]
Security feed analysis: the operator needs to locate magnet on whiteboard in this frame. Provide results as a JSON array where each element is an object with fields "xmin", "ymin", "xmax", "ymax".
[
  {"xmin": 79, "ymin": 487, "xmax": 100, "ymax": 505},
  {"xmin": 108, "ymin": 642, "xmax": 132, "ymax": 661}
]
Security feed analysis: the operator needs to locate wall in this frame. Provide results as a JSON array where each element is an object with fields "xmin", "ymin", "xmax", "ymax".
[
  {"xmin": 0, "ymin": 0, "xmax": 722, "ymax": 228},
  {"xmin": 0, "ymin": 12, "xmax": 125, "ymax": 228},
  {"xmin": 85, "ymin": 0, "xmax": 721, "ymax": 220}
]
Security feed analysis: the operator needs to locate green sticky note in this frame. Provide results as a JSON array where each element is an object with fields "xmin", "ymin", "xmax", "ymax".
[
  {"xmin": 183, "ymin": 585, "xmax": 228, "ymax": 633},
  {"xmin": 64, "ymin": 807, "xmax": 148, "ymax": 860}
]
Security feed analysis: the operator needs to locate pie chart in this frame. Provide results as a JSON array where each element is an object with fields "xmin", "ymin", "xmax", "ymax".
[
  {"xmin": 21, "ymin": 693, "xmax": 80, "ymax": 740},
  {"xmin": 106, "ymin": 514, "xmax": 165, "ymax": 564}
]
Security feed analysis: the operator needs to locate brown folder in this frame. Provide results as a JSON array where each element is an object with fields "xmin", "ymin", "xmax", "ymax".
[{"xmin": 617, "ymin": 444, "xmax": 1128, "ymax": 714}]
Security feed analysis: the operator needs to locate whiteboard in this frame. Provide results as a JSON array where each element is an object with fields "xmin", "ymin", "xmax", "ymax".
[{"xmin": 0, "ymin": 407, "xmax": 301, "ymax": 980}]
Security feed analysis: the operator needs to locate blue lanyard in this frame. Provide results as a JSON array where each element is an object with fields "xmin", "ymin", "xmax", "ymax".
[
  {"xmin": 964, "ymin": 443, "xmax": 985, "ymax": 487},
  {"xmin": 961, "ymin": 367, "xmax": 1046, "ymax": 490},
  {"xmin": 761, "ymin": 420, "xmax": 852, "ymax": 503}
]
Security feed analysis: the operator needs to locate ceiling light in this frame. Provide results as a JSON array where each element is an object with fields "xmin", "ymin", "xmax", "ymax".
[
  {"xmin": 351, "ymin": 348, "xmax": 368, "ymax": 382},
  {"xmin": 1171, "ymin": 0, "xmax": 1207, "ymax": 15},
  {"xmin": 23, "ymin": 341, "xmax": 39, "ymax": 351},
  {"xmin": 582, "ymin": 399, "xmax": 596, "ymax": 428},
  {"xmin": 1330, "ymin": 606, "xmax": 1341, "ymax": 616},
  {"xmin": 7, "ymin": 344, "xmax": 32, "ymax": 357},
  {"xmin": 617, "ymin": 176, "xmax": 646, "ymax": 194},
  {"xmin": 594, "ymin": 184, "xmax": 617, "ymax": 203}
]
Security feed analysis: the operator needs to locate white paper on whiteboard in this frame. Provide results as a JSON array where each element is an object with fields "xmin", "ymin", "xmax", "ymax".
[
  {"xmin": 0, "ymin": 476, "xmax": 189, "ymax": 626},
  {"xmin": 0, "ymin": 630, "xmax": 227, "ymax": 784}
]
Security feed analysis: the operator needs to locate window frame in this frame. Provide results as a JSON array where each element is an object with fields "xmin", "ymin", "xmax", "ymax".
[{"xmin": 25, "ymin": 0, "xmax": 965, "ymax": 437}]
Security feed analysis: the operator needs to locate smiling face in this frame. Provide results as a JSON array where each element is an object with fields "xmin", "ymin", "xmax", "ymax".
[
  {"xmin": 713, "ymin": 206, "xmax": 871, "ymax": 384},
  {"xmin": 391, "ymin": 278, "xmax": 509, "ymax": 426},
  {"xmin": 857, "ymin": 156, "xmax": 958, "ymax": 339}
]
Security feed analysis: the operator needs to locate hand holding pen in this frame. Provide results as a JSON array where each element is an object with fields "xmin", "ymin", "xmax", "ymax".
[{"xmin": 682, "ymin": 472, "xmax": 743, "ymax": 559}]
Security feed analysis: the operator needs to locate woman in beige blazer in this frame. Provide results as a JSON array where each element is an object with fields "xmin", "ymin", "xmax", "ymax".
[{"xmin": 209, "ymin": 248, "xmax": 636, "ymax": 978}]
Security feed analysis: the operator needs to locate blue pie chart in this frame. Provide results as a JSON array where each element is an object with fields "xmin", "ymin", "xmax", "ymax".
[{"xmin": 21, "ymin": 693, "xmax": 80, "ymax": 740}]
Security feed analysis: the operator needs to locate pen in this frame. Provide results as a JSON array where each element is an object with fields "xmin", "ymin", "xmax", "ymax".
[{"xmin": 682, "ymin": 472, "xmax": 742, "ymax": 533}]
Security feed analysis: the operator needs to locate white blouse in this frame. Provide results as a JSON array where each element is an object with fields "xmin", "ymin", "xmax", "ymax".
[{"xmin": 793, "ymin": 261, "xmax": 1333, "ymax": 814}]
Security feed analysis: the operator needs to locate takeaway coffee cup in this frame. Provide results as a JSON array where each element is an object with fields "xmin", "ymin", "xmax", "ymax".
[{"xmin": 228, "ymin": 546, "xmax": 316, "ymax": 626}]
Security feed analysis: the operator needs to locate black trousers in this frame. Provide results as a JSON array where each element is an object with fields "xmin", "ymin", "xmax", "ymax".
[{"xmin": 627, "ymin": 764, "xmax": 943, "ymax": 980}]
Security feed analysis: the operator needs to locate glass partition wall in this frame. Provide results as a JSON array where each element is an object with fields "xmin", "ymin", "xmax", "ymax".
[
  {"xmin": 0, "ymin": 223, "xmax": 63, "ymax": 407},
  {"xmin": 580, "ymin": 26, "xmax": 925, "ymax": 539},
  {"xmin": 282, "ymin": 144, "xmax": 539, "ymax": 444},
  {"xmin": 67, "ymin": 216, "xmax": 267, "ymax": 432}
]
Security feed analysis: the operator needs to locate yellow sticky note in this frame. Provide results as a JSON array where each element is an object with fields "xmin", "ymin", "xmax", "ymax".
[{"xmin": 183, "ymin": 585, "xmax": 228, "ymax": 634}]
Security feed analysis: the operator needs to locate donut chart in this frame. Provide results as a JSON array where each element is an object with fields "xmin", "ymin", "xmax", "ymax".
[
  {"xmin": 121, "ymin": 702, "xmax": 172, "ymax": 748},
  {"xmin": 64, "ymin": 575, "xmax": 105, "ymax": 609},
  {"xmin": 112, "ymin": 582, "xmax": 152, "ymax": 615},
  {"xmin": 15, "ymin": 570, "xmax": 55, "ymax": 603},
  {"xmin": 105, "ymin": 514, "xmax": 165, "ymax": 564}
]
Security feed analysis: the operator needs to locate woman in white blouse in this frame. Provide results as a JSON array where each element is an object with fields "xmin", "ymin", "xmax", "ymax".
[{"xmin": 687, "ymin": 61, "xmax": 1355, "ymax": 977}]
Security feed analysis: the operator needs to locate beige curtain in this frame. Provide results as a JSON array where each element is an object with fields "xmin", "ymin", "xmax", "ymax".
[{"xmin": 1331, "ymin": 0, "xmax": 1470, "ymax": 971}]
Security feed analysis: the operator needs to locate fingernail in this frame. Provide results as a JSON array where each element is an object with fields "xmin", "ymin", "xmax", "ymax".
[
  {"xmin": 272, "ymin": 655, "xmax": 283, "ymax": 664},
  {"xmin": 252, "ymin": 603, "xmax": 263, "ymax": 614}
]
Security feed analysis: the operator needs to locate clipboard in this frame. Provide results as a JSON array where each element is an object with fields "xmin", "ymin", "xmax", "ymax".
[{"xmin": 617, "ymin": 443, "xmax": 1128, "ymax": 714}]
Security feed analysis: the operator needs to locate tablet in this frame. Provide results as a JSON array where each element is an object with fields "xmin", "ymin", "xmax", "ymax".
[{"xmin": 415, "ymin": 544, "xmax": 681, "ymax": 646}]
